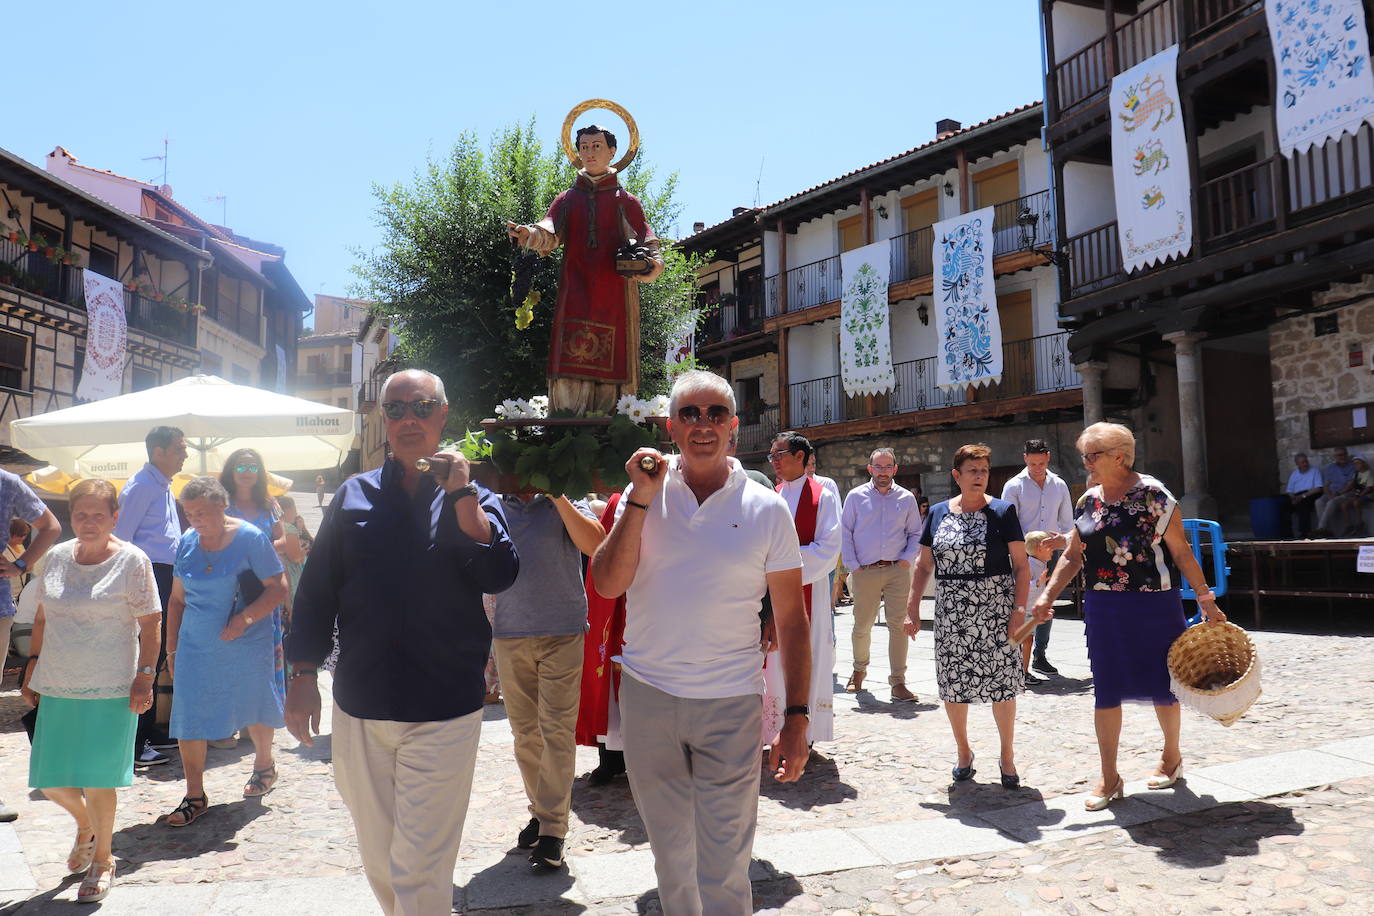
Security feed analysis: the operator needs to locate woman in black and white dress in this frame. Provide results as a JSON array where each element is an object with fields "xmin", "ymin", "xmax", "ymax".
[{"xmin": 905, "ymin": 443, "xmax": 1030, "ymax": 787}]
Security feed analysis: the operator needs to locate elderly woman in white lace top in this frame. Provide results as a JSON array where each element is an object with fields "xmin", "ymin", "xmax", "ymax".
[{"xmin": 20, "ymin": 478, "xmax": 161, "ymax": 904}]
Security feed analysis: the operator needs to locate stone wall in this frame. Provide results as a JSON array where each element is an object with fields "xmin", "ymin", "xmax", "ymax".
[
  {"xmin": 728, "ymin": 353, "xmax": 779, "ymax": 406},
  {"xmin": 1269, "ymin": 292, "xmax": 1374, "ymax": 486}
]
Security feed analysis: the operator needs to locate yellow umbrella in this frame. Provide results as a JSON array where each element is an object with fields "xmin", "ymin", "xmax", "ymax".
[{"xmin": 25, "ymin": 466, "xmax": 295, "ymax": 499}]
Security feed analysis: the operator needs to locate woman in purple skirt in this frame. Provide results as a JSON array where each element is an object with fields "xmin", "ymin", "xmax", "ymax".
[{"xmin": 1030, "ymin": 422, "xmax": 1225, "ymax": 811}]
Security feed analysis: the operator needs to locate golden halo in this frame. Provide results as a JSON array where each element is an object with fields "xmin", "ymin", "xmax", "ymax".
[{"xmin": 562, "ymin": 99, "xmax": 639, "ymax": 173}]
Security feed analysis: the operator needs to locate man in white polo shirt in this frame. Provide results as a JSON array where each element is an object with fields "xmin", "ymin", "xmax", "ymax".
[{"xmin": 592, "ymin": 369, "xmax": 810, "ymax": 916}]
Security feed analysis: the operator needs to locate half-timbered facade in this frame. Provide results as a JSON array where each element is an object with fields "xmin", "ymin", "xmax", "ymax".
[
  {"xmin": 682, "ymin": 103, "xmax": 1087, "ymax": 496},
  {"xmin": 0, "ymin": 147, "xmax": 208, "ymax": 445},
  {"xmin": 1043, "ymin": 0, "xmax": 1374, "ymax": 522}
]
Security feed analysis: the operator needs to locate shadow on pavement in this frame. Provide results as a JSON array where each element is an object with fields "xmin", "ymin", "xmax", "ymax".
[
  {"xmin": 758, "ymin": 751, "xmax": 857, "ymax": 810},
  {"xmin": 282, "ymin": 731, "xmax": 333, "ymax": 762},
  {"xmin": 569, "ymin": 777, "xmax": 647, "ymax": 847},
  {"xmin": 847, "ymin": 691, "xmax": 939, "ymax": 719},
  {"xmin": 109, "ymin": 798, "xmax": 271, "ymax": 878},
  {"xmin": 1125, "ymin": 797, "xmax": 1303, "ymax": 868},
  {"xmin": 462, "ymin": 853, "xmax": 586, "ymax": 913},
  {"xmin": 631, "ymin": 860, "xmax": 804, "ymax": 915},
  {"xmin": 922, "ymin": 780, "xmax": 1056, "ymax": 824},
  {"xmin": 1025, "ymin": 674, "xmax": 1094, "ymax": 696}
]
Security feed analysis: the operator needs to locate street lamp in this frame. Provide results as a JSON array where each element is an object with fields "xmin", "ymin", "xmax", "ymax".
[{"xmin": 1016, "ymin": 207, "xmax": 1068, "ymax": 266}]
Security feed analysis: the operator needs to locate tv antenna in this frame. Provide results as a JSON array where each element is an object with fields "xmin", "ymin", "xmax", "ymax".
[
  {"xmin": 754, "ymin": 156, "xmax": 765, "ymax": 207},
  {"xmin": 142, "ymin": 136, "xmax": 169, "ymax": 186},
  {"xmin": 205, "ymin": 193, "xmax": 227, "ymax": 225}
]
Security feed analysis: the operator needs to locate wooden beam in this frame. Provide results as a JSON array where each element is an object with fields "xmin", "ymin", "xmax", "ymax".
[
  {"xmin": 776, "ymin": 218, "xmax": 788, "ymax": 313},
  {"xmin": 957, "ymin": 150, "xmax": 971, "ymax": 215},
  {"xmin": 1043, "ymin": 0, "xmax": 1059, "ymax": 125},
  {"xmin": 778, "ymin": 326, "xmax": 790, "ymax": 428},
  {"xmin": 1103, "ymin": 0, "xmax": 1117, "ymax": 77},
  {"xmin": 860, "ymin": 188, "xmax": 873, "ymax": 246}
]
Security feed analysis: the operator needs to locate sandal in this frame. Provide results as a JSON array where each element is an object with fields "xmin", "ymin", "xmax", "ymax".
[
  {"xmin": 166, "ymin": 794, "xmax": 208, "ymax": 828},
  {"xmin": 243, "ymin": 764, "xmax": 278, "ymax": 798},
  {"xmin": 67, "ymin": 830, "xmax": 96, "ymax": 874},
  {"xmin": 77, "ymin": 860, "xmax": 114, "ymax": 904}
]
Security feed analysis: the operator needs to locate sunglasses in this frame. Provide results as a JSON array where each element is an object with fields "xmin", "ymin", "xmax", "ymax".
[
  {"xmin": 382, "ymin": 398, "xmax": 441, "ymax": 420},
  {"xmin": 234, "ymin": 463, "xmax": 261, "ymax": 474},
  {"xmin": 675, "ymin": 404, "xmax": 733, "ymax": 426},
  {"xmin": 767, "ymin": 449, "xmax": 798, "ymax": 462}
]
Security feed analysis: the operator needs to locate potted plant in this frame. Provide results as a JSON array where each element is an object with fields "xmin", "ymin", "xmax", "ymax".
[
  {"xmin": 28, "ymin": 232, "xmax": 44, "ymax": 253},
  {"xmin": 5, "ymin": 231, "xmax": 16, "ymax": 244}
]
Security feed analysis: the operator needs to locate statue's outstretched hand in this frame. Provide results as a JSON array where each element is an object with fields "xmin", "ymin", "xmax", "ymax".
[{"xmin": 506, "ymin": 222, "xmax": 531, "ymax": 245}]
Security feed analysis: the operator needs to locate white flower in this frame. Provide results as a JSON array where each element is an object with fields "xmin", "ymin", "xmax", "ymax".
[
  {"xmin": 1111, "ymin": 544, "xmax": 1133, "ymax": 566},
  {"xmin": 615, "ymin": 394, "xmax": 639, "ymax": 417},
  {"xmin": 626, "ymin": 398, "xmax": 649, "ymax": 421},
  {"xmin": 529, "ymin": 395, "xmax": 550, "ymax": 418},
  {"xmin": 497, "ymin": 398, "xmax": 523, "ymax": 418},
  {"xmin": 513, "ymin": 398, "xmax": 534, "ymax": 418},
  {"xmin": 647, "ymin": 394, "xmax": 670, "ymax": 417}
]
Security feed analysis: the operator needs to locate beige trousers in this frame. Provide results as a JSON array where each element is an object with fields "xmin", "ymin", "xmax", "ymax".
[
  {"xmin": 849, "ymin": 564, "xmax": 911, "ymax": 684},
  {"xmin": 492, "ymin": 633, "xmax": 584, "ymax": 838},
  {"xmin": 333, "ymin": 706, "xmax": 482, "ymax": 916},
  {"xmin": 620, "ymin": 673, "xmax": 761, "ymax": 916}
]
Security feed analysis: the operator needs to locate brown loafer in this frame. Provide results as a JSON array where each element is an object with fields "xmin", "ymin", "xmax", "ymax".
[
  {"xmin": 845, "ymin": 672, "xmax": 865, "ymax": 693},
  {"xmin": 891, "ymin": 684, "xmax": 918, "ymax": 702}
]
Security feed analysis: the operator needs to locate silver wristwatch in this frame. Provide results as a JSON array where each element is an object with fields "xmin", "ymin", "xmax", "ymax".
[{"xmin": 136, "ymin": 665, "xmax": 156, "ymax": 676}]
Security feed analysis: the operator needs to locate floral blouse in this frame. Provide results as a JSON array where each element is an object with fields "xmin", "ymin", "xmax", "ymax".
[{"xmin": 1075, "ymin": 474, "xmax": 1179, "ymax": 592}]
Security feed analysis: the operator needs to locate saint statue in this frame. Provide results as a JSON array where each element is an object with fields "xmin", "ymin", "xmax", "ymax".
[{"xmin": 507, "ymin": 103, "xmax": 664, "ymax": 414}]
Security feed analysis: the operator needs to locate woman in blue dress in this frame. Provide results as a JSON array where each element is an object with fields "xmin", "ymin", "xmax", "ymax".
[{"xmin": 165, "ymin": 477, "xmax": 287, "ymax": 826}]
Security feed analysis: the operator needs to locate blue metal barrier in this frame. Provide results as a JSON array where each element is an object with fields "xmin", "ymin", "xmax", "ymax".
[{"xmin": 1182, "ymin": 518, "xmax": 1229, "ymax": 626}]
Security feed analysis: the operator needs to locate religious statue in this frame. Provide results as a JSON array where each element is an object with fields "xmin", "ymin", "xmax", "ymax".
[{"xmin": 507, "ymin": 100, "xmax": 664, "ymax": 414}]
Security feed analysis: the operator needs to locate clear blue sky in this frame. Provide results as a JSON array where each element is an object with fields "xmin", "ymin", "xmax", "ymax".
[{"xmin": 7, "ymin": 1, "xmax": 1043, "ymax": 323}]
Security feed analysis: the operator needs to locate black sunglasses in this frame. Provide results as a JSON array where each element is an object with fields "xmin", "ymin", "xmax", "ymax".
[
  {"xmin": 382, "ymin": 398, "xmax": 441, "ymax": 420},
  {"xmin": 675, "ymin": 404, "xmax": 733, "ymax": 426}
]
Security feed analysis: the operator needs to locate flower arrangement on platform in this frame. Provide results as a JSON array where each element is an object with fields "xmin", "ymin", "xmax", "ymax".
[{"xmin": 457, "ymin": 393, "xmax": 669, "ymax": 497}]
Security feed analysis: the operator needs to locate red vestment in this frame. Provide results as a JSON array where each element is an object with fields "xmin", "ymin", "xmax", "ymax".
[
  {"xmin": 576, "ymin": 493, "xmax": 626, "ymax": 747},
  {"xmin": 546, "ymin": 173, "xmax": 656, "ymax": 387}
]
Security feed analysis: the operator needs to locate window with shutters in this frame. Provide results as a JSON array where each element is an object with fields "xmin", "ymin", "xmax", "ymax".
[{"xmin": 0, "ymin": 329, "xmax": 28, "ymax": 390}]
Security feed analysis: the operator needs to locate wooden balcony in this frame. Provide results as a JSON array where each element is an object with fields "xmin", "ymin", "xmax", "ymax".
[
  {"xmin": 1199, "ymin": 156, "xmax": 1278, "ymax": 246},
  {"xmin": 786, "ymin": 333, "xmax": 1082, "ymax": 437},
  {"xmin": 698, "ymin": 291, "xmax": 769, "ymax": 348},
  {"xmin": 736, "ymin": 404, "xmax": 780, "ymax": 455}
]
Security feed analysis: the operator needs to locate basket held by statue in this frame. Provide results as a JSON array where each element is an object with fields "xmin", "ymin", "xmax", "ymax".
[{"xmin": 1167, "ymin": 621, "xmax": 1261, "ymax": 727}]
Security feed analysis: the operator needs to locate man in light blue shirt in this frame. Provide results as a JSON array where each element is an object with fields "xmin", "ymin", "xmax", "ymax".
[
  {"xmin": 1285, "ymin": 453, "xmax": 1324, "ymax": 538},
  {"xmin": 1001, "ymin": 439, "xmax": 1074, "ymax": 680},
  {"xmin": 114, "ymin": 426, "xmax": 187, "ymax": 764},
  {"xmin": 840, "ymin": 447, "xmax": 922, "ymax": 701}
]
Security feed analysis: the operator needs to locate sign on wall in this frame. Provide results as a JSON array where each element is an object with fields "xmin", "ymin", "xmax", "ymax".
[
  {"xmin": 932, "ymin": 207, "xmax": 1002, "ymax": 391},
  {"xmin": 1267, "ymin": 0, "xmax": 1374, "ymax": 156},
  {"xmin": 1110, "ymin": 44, "xmax": 1193, "ymax": 272},
  {"xmin": 76, "ymin": 270, "xmax": 127, "ymax": 401}
]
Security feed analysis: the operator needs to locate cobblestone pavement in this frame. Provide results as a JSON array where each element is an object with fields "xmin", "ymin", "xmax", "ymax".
[{"xmin": 0, "ymin": 494, "xmax": 1369, "ymax": 912}]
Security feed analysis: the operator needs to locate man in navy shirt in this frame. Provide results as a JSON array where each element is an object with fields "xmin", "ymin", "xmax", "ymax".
[
  {"xmin": 286, "ymin": 369, "xmax": 518, "ymax": 916},
  {"xmin": 114, "ymin": 425, "xmax": 187, "ymax": 766}
]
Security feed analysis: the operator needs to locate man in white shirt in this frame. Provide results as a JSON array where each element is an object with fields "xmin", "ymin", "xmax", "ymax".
[
  {"xmin": 1000, "ymin": 439, "xmax": 1073, "ymax": 679},
  {"xmin": 806, "ymin": 452, "xmax": 844, "ymax": 629},
  {"xmin": 592, "ymin": 370, "xmax": 810, "ymax": 916},
  {"xmin": 1285, "ymin": 452, "xmax": 1324, "ymax": 538},
  {"xmin": 763, "ymin": 432, "xmax": 842, "ymax": 744},
  {"xmin": 840, "ymin": 448, "xmax": 923, "ymax": 701}
]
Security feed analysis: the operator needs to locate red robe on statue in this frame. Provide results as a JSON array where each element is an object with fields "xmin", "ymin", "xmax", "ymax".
[
  {"xmin": 545, "ymin": 172, "xmax": 656, "ymax": 388},
  {"xmin": 576, "ymin": 492, "xmax": 626, "ymax": 747}
]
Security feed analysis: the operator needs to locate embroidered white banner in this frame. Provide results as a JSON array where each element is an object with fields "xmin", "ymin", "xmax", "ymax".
[
  {"xmin": 665, "ymin": 309, "xmax": 696, "ymax": 374},
  {"xmin": 76, "ymin": 270, "xmax": 127, "ymax": 401},
  {"xmin": 839, "ymin": 240, "xmax": 895, "ymax": 397},
  {"xmin": 1111, "ymin": 44, "xmax": 1193, "ymax": 272},
  {"xmin": 1267, "ymin": 0, "xmax": 1374, "ymax": 156},
  {"xmin": 932, "ymin": 207, "xmax": 1002, "ymax": 391},
  {"xmin": 275, "ymin": 344, "xmax": 288, "ymax": 391}
]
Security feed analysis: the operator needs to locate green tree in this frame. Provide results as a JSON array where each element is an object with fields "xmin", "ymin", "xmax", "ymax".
[{"xmin": 352, "ymin": 119, "xmax": 703, "ymax": 431}]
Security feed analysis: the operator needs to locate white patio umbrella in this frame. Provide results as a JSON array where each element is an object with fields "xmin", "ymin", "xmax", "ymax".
[{"xmin": 10, "ymin": 374, "xmax": 356, "ymax": 477}]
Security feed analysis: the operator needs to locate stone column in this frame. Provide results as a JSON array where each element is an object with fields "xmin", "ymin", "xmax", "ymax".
[
  {"xmin": 1076, "ymin": 360, "xmax": 1109, "ymax": 426},
  {"xmin": 1162, "ymin": 331, "xmax": 1217, "ymax": 520}
]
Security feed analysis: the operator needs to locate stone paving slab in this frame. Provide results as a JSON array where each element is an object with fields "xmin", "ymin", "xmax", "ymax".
[
  {"xmin": 568, "ymin": 847, "xmax": 772, "ymax": 903},
  {"xmin": 0, "ymin": 827, "xmax": 20, "ymax": 857},
  {"xmin": 1120, "ymin": 772, "xmax": 1258, "ymax": 814},
  {"xmin": 209, "ymin": 874, "xmax": 378, "ymax": 914},
  {"xmin": 1318, "ymin": 733, "xmax": 1374, "ymax": 764},
  {"xmin": 849, "ymin": 816, "xmax": 1021, "ymax": 864},
  {"xmin": 458, "ymin": 850, "xmax": 584, "ymax": 910},
  {"xmin": 0, "ymin": 851, "xmax": 34, "ymax": 893},
  {"xmin": 975, "ymin": 792, "xmax": 1168, "ymax": 843},
  {"xmin": 14, "ymin": 882, "xmax": 218, "ymax": 913},
  {"xmin": 751, "ymin": 827, "xmax": 884, "ymax": 876},
  {"xmin": 1192, "ymin": 747, "xmax": 1374, "ymax": 797}
]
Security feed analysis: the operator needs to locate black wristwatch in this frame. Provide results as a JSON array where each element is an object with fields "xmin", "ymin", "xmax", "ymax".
[
  {"xmin": 451, "ymin": 483, "xmax": 479, "ymax": 502},
  {"xmin": 784, "ymin": 705, "xmax": 809, "ymax": 717},
  {"xmin": 12, "ymin": 557, "xmax": 26, "ymax": 572}
]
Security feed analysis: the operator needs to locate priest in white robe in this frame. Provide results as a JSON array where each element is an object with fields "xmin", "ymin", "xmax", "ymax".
[{"xmin": 762, "ymin": 432, "xmax": 842, "ymax": 745}]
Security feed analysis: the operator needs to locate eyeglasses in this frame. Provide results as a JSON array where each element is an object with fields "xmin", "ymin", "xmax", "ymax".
[
  {"xmin": 767, "ymin": 449, "xmax": 797, "ymax": 462},
  {"xmin": 869, "ymin": 464, "xmax": 896, "ymax": 473},
  {"xmin": 675, "ymin": 404, "xmax": 732, "ymax": 426},
  {"xmin": 233, "ymin": 463, "xmax": 260, "ymax": 474},
  {"xmin": 1081, "ymin": 450, "xmax": 1111, "ymax": 464},
  {"xmin": 382, "ymin": 399, "xmax": 441, "ymax": 420}
]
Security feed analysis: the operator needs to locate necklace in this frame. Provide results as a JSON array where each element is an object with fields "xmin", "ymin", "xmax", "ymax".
[{"xmin": 198, "ymin": 529, "xmax": 228, "ymax": 574}]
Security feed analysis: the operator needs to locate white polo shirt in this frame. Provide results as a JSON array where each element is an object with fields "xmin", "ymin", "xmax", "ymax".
[{"xmin": 616, "ymin": 456, "xmax": 803, "ymax": 699}]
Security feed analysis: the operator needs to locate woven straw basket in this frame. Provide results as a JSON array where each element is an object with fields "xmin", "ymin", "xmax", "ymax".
[{"xmin": 1167, "ymin": 621, "xmax": 1261, "ymax": 727}]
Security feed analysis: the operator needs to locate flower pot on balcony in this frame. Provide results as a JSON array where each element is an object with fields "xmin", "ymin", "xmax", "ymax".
[
  {"xmin": 5, "ymin": 233, "xmax": 16, "ymax": 244},
  {"xmin": 27, "ymin": 242, "xmax": 37, "ymax": 252},
  {"xmin": 43, "ymin": 248, "xmax": 54, "ymax": 258}
]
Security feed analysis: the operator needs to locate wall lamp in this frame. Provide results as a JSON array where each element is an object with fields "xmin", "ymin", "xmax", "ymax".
[
  {"xmin": 917, "ymin": 302, "xmax": 929, "ymax": 325},
  {"xmin": 1016, "ymin": 207, "xmax": 1068, "ymax": 267},
  {"xmin": 876, "ymin": 205, "xmax": 889, "ymax": 220}
]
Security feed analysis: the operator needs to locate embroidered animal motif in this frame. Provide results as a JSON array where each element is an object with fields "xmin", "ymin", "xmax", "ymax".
[
  {"xmin": 1119, "ymin": 74, "xmax": 1175, "ymax": 131},
  {"xmin": 1141, "ymin": 186, "xmax": 1165, "ymax": 210},
  {"xmin": 1133, "ymin": 140, "xmax": 1170, "ymax": 176}
]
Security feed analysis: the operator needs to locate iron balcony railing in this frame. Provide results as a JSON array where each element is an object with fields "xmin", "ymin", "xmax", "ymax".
[
  {"xmin": 698, "ymin": 291, "xmax": 767, "ymax": 346},
  {"xmin": 786, "ymin": 332, "xmax": 1081, "ymax": 430},
  {"xmin": 736, "ymin": 405, "xmax": 780, "ymax": 455},
  {"xmin": 992, "ymin": 189, "xmax": 1055, "ymax": 258},
  {"xmin": 1, "ymin": 237, "xmax": 197, "ymax": 348},
  {"xmin": 296, "ymin": 369, "xmax": 353, "ymax": 387},
  {"xmin": 889, "ymin": 226, "xmax": 934, "ymax": 285},
  {"xmin": 784, "ymin": 255, "xmax": 842, "ymax": 312}
]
